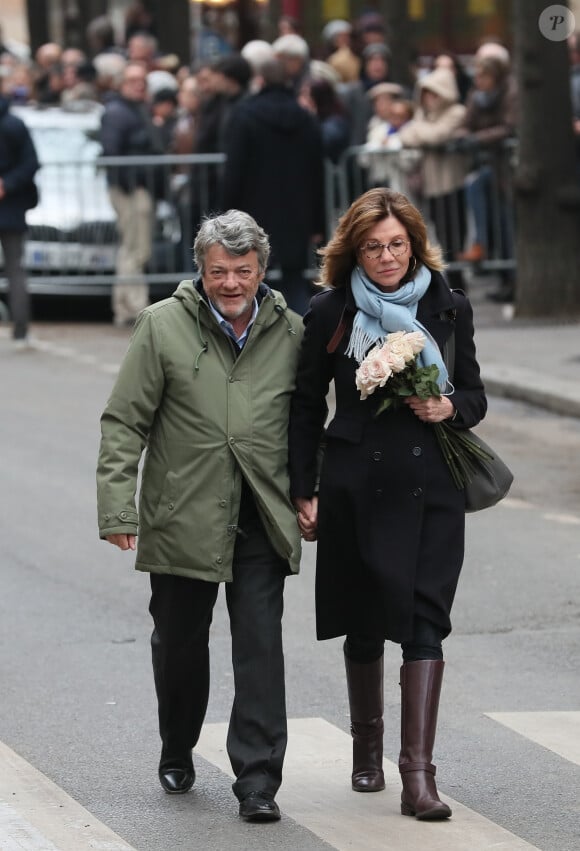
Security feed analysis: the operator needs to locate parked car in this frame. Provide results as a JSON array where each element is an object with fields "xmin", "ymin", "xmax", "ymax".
[{"xmin": 0, "ymin": 103, "xmax": 181, "ymax": 297}]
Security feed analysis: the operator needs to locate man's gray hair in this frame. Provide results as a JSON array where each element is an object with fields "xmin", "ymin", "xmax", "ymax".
[{"xmin": 193, "ymin": 210, "xmax": 270, "ymax": 274}]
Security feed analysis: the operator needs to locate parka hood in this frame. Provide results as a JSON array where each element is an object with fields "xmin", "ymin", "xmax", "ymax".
[
  {"xmin": 170, "ymin": 278, "xmax": 297, "ymax": 371},
  {"xmin": 417, "ymin": 67, "xmax": 459, "ymax": 106},
  {"xmin": 241, "ymin": 84, "xmax": 313, "ymax": 133}
]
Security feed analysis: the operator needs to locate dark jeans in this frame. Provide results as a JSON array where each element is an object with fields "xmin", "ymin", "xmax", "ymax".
[
  {"xmin": 344, "ymin": 615, "xmax": 446, "ymax": 664},
  {"xmin": 277, "ymin": 266, "xmax": 315, "ymax": 316},
  {"xmin": 0, "ymin": 231, "xmax": 29, "ymax": 339},
  {"xmin": 149, "ymin": 517, "xmax": 288, "ymax": 801}
]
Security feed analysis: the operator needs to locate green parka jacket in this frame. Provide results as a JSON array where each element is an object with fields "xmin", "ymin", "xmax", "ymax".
[{"xmin": 97, "ymin": 279, "xmax": 304, "ymax": 581}]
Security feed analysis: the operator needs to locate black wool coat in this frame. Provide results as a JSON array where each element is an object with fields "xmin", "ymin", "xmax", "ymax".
[
  {"xmin": 288, "ymin": 271, "xmax": 487, "ymax": 644},
  {"xmin": 221, "ymin": 84, "xmax": 325, "ymax": 269},
  {"xmin": 0, "ymin": 96, "xmax": 39, "ymax": 232}
]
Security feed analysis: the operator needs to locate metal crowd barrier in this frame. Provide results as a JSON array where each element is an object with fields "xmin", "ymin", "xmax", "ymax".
[
  {"xmin": 0, "ymin": 142, "xmax": 516, "ymax": 298},
  {"xmin": 326, "ymin": 140, "xmax": 517, "ymax": 275}
]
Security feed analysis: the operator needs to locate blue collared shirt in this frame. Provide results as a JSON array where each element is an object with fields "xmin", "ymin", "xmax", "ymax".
[{"xmin": 208, "ymin": 297, "xmax": 258, "ymax": 349}]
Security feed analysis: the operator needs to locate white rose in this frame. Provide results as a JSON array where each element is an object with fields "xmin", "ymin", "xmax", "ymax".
[
  {"xmin": 386, "ymin": 331, "xmax": 405, "ymax": 343},
  {"xmin": 376, "ymin": 344, "xmax": 403, "ymax": 374},
  {"xmin": 383, "ymin": 338, "xmax": 410, "ymax": 371},
  {"xmin": 355, "ymin": 360, "xmax": 378, "ymax": 399},
  {"xmin": 405, "ymin": 331, "xmax": 426, "ymax": 355},
  {"xmin": 367, "ymin": 351, "xmax": 392, "ymax": 386}
]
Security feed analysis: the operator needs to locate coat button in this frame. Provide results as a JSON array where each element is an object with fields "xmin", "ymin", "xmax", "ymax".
[
  {"xmin": 372, "ymin": 451, "xmax": 382, "ymax": 461},
  {"xmin": 216, "ymin": 556, "xmax": 223, "ymax": 564},
  {"xmin": 219, "ymin": 499, "xmax": 227, "ymax": 507},
  {"xmin": 412, "ymin": 446, "xmax": 422, "ymax": 456},
  {"xmin": 120, "ymin": 511, "xmax": 127, "ymax": 519},
  {"xmin": 376, "ymin": 488, "xmax": 383, "ymax": 497},
  {"xmin": 412, "ymin": 487, "xmax": 423, "ymax": 497},
  {"xmin": 168, "ymin": 502, "xmax": 174, "ymax": 510},
  {"xmin": 229, "ymin": 437, "xmax": 235, "ymax": 444},
  {"xmin": 229, "ymin": 376, "xmax": 234, "ymax": 382}
]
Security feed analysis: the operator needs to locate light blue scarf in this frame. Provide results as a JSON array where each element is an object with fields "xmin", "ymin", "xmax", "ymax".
[{"xmin": 345, "ymin": 264, "xmax": 449, "ymax": 390}]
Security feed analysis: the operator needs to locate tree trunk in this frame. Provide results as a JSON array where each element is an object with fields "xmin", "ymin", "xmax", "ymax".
[{"xmin": 514, "ymin": 0, "xmax": 580, "ymax": 317}]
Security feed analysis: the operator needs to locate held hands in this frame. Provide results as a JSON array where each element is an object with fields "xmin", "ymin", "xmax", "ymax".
[
  {"xmin": 106, "ymin": 534, "xmax": 136, "ymax": 551},
  {"xmin": 293, "ymin": 496, "xmax": 318, "ymax": 542},
  {"xmin": 405, "ymin": 394, "xmax": 455, "ymax": 423}
]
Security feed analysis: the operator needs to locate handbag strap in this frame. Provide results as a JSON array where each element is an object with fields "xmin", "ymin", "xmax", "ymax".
[{"xmin": 442, "ymin": 320, "xmax": 455, "ymax": 380}]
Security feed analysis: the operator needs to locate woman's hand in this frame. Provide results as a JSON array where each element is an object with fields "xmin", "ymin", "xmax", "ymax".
[
  {"xmin": 405, "ymin": 394, "xmax": 455, "ymax": 423},
  {"xmin": 293, "ymin": 496, "xmax": 319, "ymax": 542}
]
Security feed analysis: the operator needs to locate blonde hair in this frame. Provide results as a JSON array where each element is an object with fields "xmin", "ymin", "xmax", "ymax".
[{"xmin": 317, "ymin": 188, "xmax": 444, "ymax": 289}]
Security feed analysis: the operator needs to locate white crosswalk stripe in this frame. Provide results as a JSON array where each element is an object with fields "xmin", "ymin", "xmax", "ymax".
[
  {"xmin": 197, "ymin": 717, "xmax": 540, "ymax": 851},
  {"xmin": 486, "ymin": 711, "xmax": 580, "ymax": 767},
  {"xmin": 0, "ymin": 741, "xmax": 136, "ymax": 851},
  {"xmin": 4, "ymin": 714, "xmax": 576, "ymax": 850}
]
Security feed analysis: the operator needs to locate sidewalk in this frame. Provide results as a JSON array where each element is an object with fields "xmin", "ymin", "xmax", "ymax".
[{"xmin": 469, "ymin": 279, "xmax": 580, "ymax": 419}]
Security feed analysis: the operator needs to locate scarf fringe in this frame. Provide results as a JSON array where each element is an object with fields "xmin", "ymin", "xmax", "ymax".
[{"xmin": 345, "ymin": 325, "xmax": 382, "ymax": 364}]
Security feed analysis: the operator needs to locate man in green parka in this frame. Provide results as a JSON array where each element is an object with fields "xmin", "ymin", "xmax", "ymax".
[{"xmin": 97, "ymin": 210, "xmax": 304, "ymax": 822}]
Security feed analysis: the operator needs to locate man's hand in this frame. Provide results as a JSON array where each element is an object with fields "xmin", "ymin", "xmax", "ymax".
[
  {"xmin": 106, "ymin": 534, "xmax": 136, "ymax": 550},
  {"xmin": 293, "ymin": 496, "xmax": 318, "ymax": 542}
]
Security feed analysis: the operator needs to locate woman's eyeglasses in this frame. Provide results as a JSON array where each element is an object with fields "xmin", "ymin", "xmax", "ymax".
[{"xmin": 360, "ymin": 239, "xmax": 409, "ymax": 260}]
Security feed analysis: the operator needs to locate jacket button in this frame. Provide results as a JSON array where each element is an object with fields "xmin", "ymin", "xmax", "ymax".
[
  {"xmin": 412, "ymin": 487, "xmax": 423, "ymax": 497},
  {"xmin": 219, "ymin": 499, "xmax": 227, "ymax": 507},
  {"xmin": 229, "ymin": 376, "xmax": 234, "ymax": 382},
  {"xmin": 376, "ymin": 488, "xmax": 383, "ymax": 497},
  {"xmin": 168, "ymin": 503, "xmax": 174, "ymax": 510},
  {"xmin": 105, "ymin": 514, "xmax": 110, "ymax": 521},
  {"xmin": 216, "ymin": 556, "xmax": 223, "ymax": 564},
  {"xmin": 412, "ymin": 446, "xmax": 422, "ymax": 456},
  {"xmin": 372, "ymin": 451, "xmax": 382, "ymax": 461},
  {"xmin": 229, "ymin": 437, "xmax": 235, "ymax": 444},
  {"xmin": 120, "ymin": 511, "xmax": 127, "ymax": 519}
]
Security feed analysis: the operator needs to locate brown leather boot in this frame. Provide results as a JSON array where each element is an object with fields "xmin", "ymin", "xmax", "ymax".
[
  {"xmin": 399, "ymin": 660, "xmax": 452, "ymax": 820},
  {"xmin": 344, "ymin": 652, "xmax": 385, "ymax": 792},
  {"xmin": 457, "ymin": 242, "xmax": 484, "ymax": 262}
]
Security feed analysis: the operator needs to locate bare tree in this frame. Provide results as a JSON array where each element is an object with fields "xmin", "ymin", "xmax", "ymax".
[{"xmin": 514, "ymin": 0, "xmax": 580, "ymax": 317}]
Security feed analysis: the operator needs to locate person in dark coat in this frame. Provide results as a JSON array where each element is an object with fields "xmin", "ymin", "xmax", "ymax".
[
  {"xmin": 221, "ymin": 58, "xmax": 325, "ymax": 315},
  {"xmin": 100, "ymin": 61, "xmax": 163, "ymax": 326},
  {"xmin": 0, "ymin": 93, "xmax": 39, "ymax": 345},
  {"xmin": 288, "ymin": 187, "xmax": 486, "ymax": 820}
]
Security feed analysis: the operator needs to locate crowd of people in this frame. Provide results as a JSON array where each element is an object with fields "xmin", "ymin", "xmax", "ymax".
[
  {"xmin": 0, "ymin": 9, "xmax": 580, "ymax": 325},
  {"xmin": 0, "ymin": 8, "xmax": 526, "ymax": 328}
]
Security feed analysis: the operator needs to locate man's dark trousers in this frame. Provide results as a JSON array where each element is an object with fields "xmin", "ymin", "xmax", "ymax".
[{"xmin": 149, "ymin": 512, "xmax": 288, "ymax": 800}]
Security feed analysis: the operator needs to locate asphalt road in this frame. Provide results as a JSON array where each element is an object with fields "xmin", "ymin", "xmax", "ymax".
[{"xmin": 1, "ymin": 321, "xmax": 579, "ymax": 851}]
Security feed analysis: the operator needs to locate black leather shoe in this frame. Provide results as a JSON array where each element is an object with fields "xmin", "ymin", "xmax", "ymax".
[
  {"xmin": 239, "ymin": 791, "xmax": 281, "ymax": 821},
  {"xmin": 158, "ymin": 766, "xmax": 195, "ymax": 794}
]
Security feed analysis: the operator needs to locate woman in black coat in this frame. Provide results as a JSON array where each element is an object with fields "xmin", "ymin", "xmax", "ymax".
[{"xmin": 289, "ymin": 187, "xmax": 486, "ymax": 821}]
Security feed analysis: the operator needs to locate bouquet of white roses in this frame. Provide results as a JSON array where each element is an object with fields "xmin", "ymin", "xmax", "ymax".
[{"xmin": 355, "ymin": 331, "xmax": 492, "ymax": 490}]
